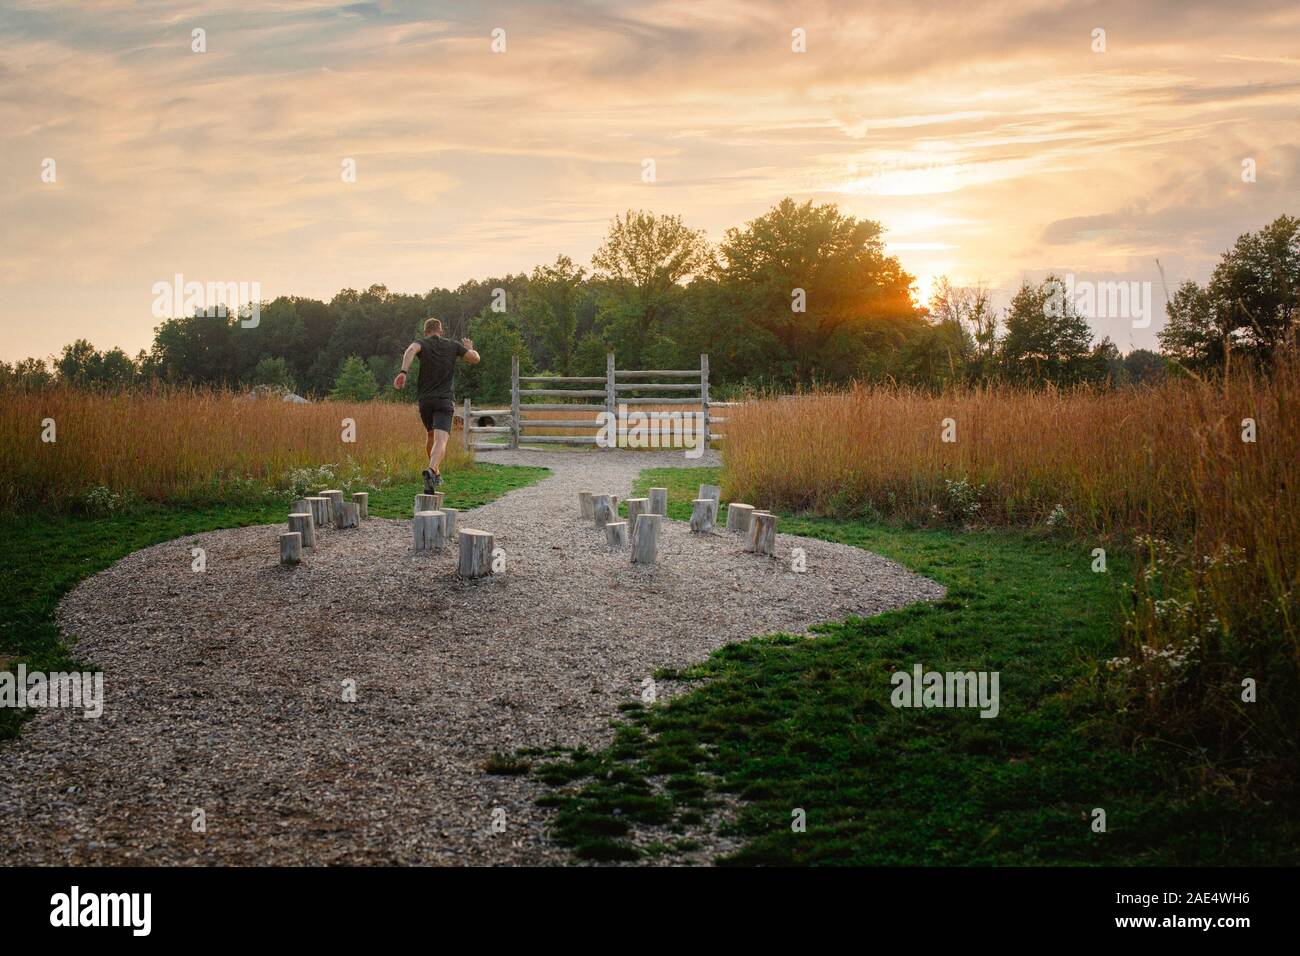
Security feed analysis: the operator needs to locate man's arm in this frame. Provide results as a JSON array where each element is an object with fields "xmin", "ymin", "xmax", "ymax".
[
  {"xmin": 460, "ymin": 338, "xmax": 481, "ymax": 365},
  {"xmin": 393, "ymin": 341, "xmax": 421, "ymax": 388}
]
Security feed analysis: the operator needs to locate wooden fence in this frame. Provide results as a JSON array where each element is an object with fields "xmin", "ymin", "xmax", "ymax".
[{"xmin": 462, "ymin": 353, "xmax": 738, "ymax": 451}]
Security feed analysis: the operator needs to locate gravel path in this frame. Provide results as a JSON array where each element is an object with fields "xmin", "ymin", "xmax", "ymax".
[{"xmin": 0, "ymin": 448, "xmax": 944, "ymax": 865}]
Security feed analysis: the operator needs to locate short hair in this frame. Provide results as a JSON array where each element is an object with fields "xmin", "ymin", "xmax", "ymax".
[{"xmin": 424, "ymin": 317, "xmax": 442, "ymax": 335}]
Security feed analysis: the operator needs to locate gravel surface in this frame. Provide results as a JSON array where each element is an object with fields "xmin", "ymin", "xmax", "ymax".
[{"xmin": 0, "ymin": 448, "xmax": 944, "ymax": 865}]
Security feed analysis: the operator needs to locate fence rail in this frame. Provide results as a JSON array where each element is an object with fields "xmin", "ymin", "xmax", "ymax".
[{"xmin": 461, "ymin": 353, "xmax": 735, "ymax": 451}]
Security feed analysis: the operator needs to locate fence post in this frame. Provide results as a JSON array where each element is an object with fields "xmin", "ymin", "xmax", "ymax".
[
  {"xmin": 510, "ymin": 354, "xmax": 520, "ymax": 449},
  {"xmin": 462, "ymin": 398, "xmax": 470, "ymax": 451},
  {"xmin": 605, "ymin": 351, "xmax": 616, "ymax": 450},
  {"xmin": 700, "ymin": 353, "xmax": 710, "ymax": 449}
]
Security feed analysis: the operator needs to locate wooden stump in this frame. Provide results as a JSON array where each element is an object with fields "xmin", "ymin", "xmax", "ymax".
[
  {"xmin": 702, "ymin": 486, "xmax": 722, "ymax": 522},
  {"xmin": 605, "ymin": 521, "xmax": 629, "ymax": 547},
  {"xmin": 624, "ymin": 498, "xmax": 650, "ymax": 543},
  {"xmin": 725, "ymin": 502, "xmax": 755, "ymax": 534},
  {"xmin": 631, "ymin": 513, "xmax": 660, "ymax": 564},
  {"xmin": 690, "ymin": 498, "xmax": 715, "ymax": 532},
  {"xmin": 647, "ymin": 487, "xmax": 668, "ymax": 516},
  {"xmin": 337, "ymin": 501, "xmax": 360, "ymax": 529},
  {"xmin": 441, "ymin": 507, "xmax": 458, "ymax": 542},
  {"xmin": 457, "ymin": 529, "xmax": 494, "ymax": 578},
  {"xmin": 307, "ymin": 497, "xmax": 330, "ymax": 529},
  {"xmin": 279, "ymin": 531, "xmax": 302, "ymax": 566},
  {"xmin": 578, "ymin": 490, "xmax": 594, "ymax": 519},
  {"xmin": 415, "ymin": 493, "xmax": 438, "ymax": 515},
  {"xmin": 433, "ymin": 491, "xmax": 445, "ymax": 511},
  {"xmin": 288, "ymin": 512, "xmax": 316, "ymax": 548},
  {"xmin": 413, "ymin": 510, "xmax": 445, "ymax": 551},
  {"xmin": 745, "ymin": 511, "xmax": 777, "ymax": 556},
  {"xmin": 291, "ymin": 499, "xmax": 312, "ymax": 519},
  {"xmin": 592, "ymin": 493, "xmax": 614, "ymax": 528},
  {"xmin": 322, "ymin": 490, "xmax": 345, "ymax": 526},
  {"xmin": 352, "ymin": 492, "xmax": 369, "ymax": 520}
]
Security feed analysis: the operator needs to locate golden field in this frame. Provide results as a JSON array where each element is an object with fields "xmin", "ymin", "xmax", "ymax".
[
  {"xmin": 722, "ymin": 352, "xmax": 1299, "ymax": 768},
  {"xmin": 0, "ymin": 387, "xmax": 473, "ymax": 511}
]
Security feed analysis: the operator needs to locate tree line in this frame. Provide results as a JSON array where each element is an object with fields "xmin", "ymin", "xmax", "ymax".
[{"xmin": 4, "ymin": 201, "xmax": 1295, "ymax": 403}]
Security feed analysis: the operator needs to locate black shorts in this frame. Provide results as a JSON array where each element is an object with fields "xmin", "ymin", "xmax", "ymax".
[{"xmin": 418, "ymin": 397, "xmax": 455, "ymax": 433}]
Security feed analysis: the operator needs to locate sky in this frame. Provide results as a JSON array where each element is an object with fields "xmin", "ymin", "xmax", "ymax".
[{"xmin": 1, "ymin": 0, "xmax": 1297, "ymax": 361}]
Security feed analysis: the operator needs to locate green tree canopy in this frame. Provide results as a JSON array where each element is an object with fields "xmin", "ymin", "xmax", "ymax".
[{"xmin": 330, "ymin": 355, "xmax": 379, "ymax": 401}]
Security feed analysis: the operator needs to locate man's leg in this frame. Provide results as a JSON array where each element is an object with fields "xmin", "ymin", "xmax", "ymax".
[
  {"xmin": 429, "ymin": 429, "xmax": 450, "ymax": 474},
  {"xmin": 426, "ymin": 429, "xmax": 436, "ymax": 462}
]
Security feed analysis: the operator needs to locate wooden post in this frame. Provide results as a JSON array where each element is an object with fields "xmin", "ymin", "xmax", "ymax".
[
  {"xmin": 592, "ymin": 493, "xmax": 613, "ymax": 528},
  {"xmin": 631, "ymin": 514, "xmax": 660, "ymax": 564},
  {"xmin": 700, "ymin": 353, "xmax": 710, "ymax": 448},
  {"xmin": 457, "ymin": 529, "xmax": 494, "ymax": 577},
  {"xmin": 352, "ymin": 492, "xmax": 368, "ymax": 520},
  {"xmin": 510, "ymin": 354, "xmax": 520, "ymax": 449},
  {"xmin": 413, "ymin": 510, "xmax": 445, "ymax": 551},
  {"xmin": 726, "ymin": 502, "xmax": 755, "ymax": 534},
  {"xmin": 307, "ymin": 497, "xmax": 330, "ymax": 530},
  {"xmin": 605, "ymin": 351, "xmax": 616, "ymax": 448},
  {"xmin": 624, "ymin": 498, "xmax": 649, "ymax": 542},
  {"xmin": 441, "ymin": 507, "xmax": 458, "ymax": 542},
  {"xmin": 322, "ymin": 489, "xmax": 345, "ymax": 526},
  {"xmin": 415, "ymin": 493, "xmax": 437, "ymax": 514},
  {"xmin": 578, "ymin": 491, "xmax": 594, "ymax": 519},
  {"xmin": 690, "ymin": 498, "xmax": 715, "ymax": 532},
  {"xmin": 337, "ymin": 501, "xmax": 360, "ymax": 529},
  {"xmin": 605, "ymin": 521, "xmax": 628, "ymax": 547},
  {"xmin": 288, "ymin": 512, "xmax": 315, "ymax": 548},
  {"xmin": 648, "ymin": 487, "xmax": 668, "ymax": 516},
  {"xmin": 292, "ymin": 498, "xmax": 311, "ymax": 518},
  {"xmin": 279, "ymin": 531, "xmax": 303, "ymax": 566},
  {"xmin": 463, "ymin": 398, "xmax": 471, "ymax": 451},
  {"xmin": 745, "ymin": 511, "xmax": 777, "ymax": 556},
  {"xmin": 699, "ymin": 483, "xmax": 721, "ymax": 522}
]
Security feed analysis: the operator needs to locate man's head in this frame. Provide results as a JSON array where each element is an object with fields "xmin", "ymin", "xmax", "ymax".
[{"xmin": 423, "ymin": 317, "xmax": 443, "ymax": 336}]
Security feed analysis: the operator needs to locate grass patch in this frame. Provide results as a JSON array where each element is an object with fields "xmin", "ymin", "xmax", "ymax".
[
  {"xmin": 536, "ymin": 466, "xmax": 1299, "ymax": 865},
  {"xmin": 0, "ymin": 463, "xmax": 547, "ymax": 740}
]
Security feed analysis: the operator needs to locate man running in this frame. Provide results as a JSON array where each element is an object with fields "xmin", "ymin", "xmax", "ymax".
[{"xmin": 393, "ymin": 317, "xmax": 480, "ymax": 492}]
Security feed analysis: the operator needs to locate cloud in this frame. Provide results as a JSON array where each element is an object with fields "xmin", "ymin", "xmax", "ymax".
[{"xmin": 0, "ymin": 0, "xmax": 1297, "ymax": 358}]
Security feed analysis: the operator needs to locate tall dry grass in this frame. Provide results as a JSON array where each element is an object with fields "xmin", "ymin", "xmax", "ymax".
[
  {"xmin": 0, "ymin": 386, "xmax": 473, "ymax": 511},
  {"xmin": 723, "ymin": 354, "xmax": 1299, "ymax": 786}
]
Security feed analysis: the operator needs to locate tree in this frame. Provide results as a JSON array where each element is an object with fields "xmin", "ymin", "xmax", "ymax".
[
  {"xmin": 1158, "ymin": 279, "xmax": 1223, "ymax": 368},
  {"xmin": 55, "ymin": 340, "xmax": 138, "ymax": 389},
  {"xmin": 1158, "ymin": 215, "xmax": 1299, "ymax": 367},
  {"xmin": 591, "ymin": 210, "xmax": 713, "ymax": 365},
  {"xmin": 928, "ymin": 277, "xmax": 995, "ymax": 378},
  {"xmin": 999, "ymin": 277, "xmax": 1094, "ymax": 385},
  {"xmin": 1123, "ymin": 348, "xmax": 1167, "ymax": 385},
  {"xmin": 717, "ymin": 198, "xmax": 920, "ymax": 385},
  {"xmin": 458, "ymin": 310, "xmax": 532, "ymax": 404},
  {"xmin": 13, "ymin": 357, "xmax": 54, "ymax": 389},
  {"xmin": 520, "ymin": 256, "xmax": 586, "ymax": 376},
  {"xmin": 330, "ymin": 355, "xmax": 378, "ymax": 401},
  {"xmin": 252, "ymin": 356, "xmax": 295, "ymax": 391},
  {"xmin": 1207, "ymin": 214, "xmax": 1299, "ymax": 354}
]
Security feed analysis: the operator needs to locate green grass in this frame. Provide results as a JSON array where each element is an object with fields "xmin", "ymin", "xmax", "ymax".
[
  {"xmin": 540, "ymin": 466, "xmax": 1299, "ymax": 865},
  {"xmin": 0, "ymin": 462, "xmax": 548, "ymax": 740}
]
